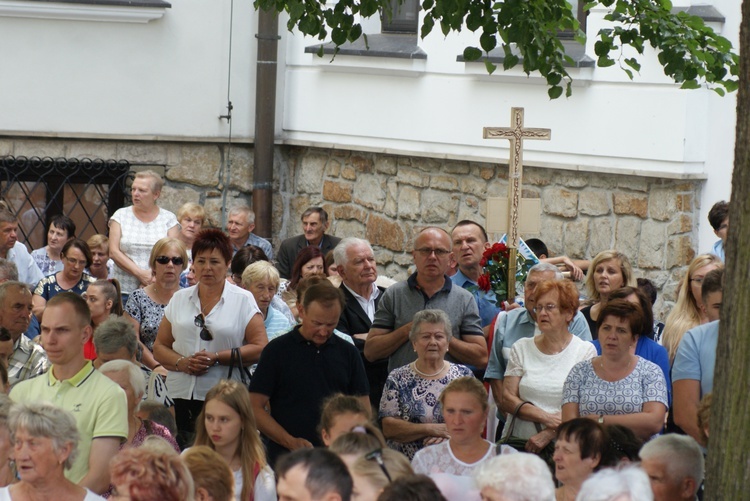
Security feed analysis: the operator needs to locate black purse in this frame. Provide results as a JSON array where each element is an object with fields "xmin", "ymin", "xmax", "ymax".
[
  {"xmin": 227, "ymin": 347, "xmax": 252, "ymax": 389},
  {"xmin": 497, "ymin": 401, "xmax": 555, "ymax": 468}
]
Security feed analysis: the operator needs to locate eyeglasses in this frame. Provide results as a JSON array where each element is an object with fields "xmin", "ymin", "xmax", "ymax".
[
  {"xmin": 194, "ymin": 314, "xmax": 213, "ymax": 341},
  {"xmin": 155, "ymin": 256, "xmax": 185, "ymax": 266},
  {"xmin": 533, "ymin": 303, "xmax": 559, "ymax": 314},
  {"xmin": 364, "ymin": 449, "xmax": 392, "ymax": 483},
  {"xmin": 65, "ymin": 256, "xmax": 87, "ymax": 267},
  {"xmin": 414, "ymin": 248, "xmax": 451, "ymax": 257}
]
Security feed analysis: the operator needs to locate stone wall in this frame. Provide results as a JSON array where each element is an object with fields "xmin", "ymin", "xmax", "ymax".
[{"xmin": 1, "ymin": 136, "xmax": 703, "ymax": 321}]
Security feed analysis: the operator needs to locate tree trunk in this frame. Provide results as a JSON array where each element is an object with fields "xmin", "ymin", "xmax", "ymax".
[{"xmin": 704, "ymin": 0, "xmax": 750, "ymax": 497}]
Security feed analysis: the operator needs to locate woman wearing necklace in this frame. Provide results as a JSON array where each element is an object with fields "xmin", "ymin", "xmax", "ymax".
[
  {"xmin": 379, "ymin": 309, "xmax": 473, "ymax": 460},
  {"xmin": 562, "ymin": 300, "xmax": 668, "ymax": 441},
  {"xmin": 500, "ymin": 280, "xmax": 596, "ymax": 459},
  {"xmin": 125, "ymin": 237, "xmax": 187, "ymax": 376},
  {"xmin": 153, "ymin": 229, "xmax": 268, "ymax": 448}
]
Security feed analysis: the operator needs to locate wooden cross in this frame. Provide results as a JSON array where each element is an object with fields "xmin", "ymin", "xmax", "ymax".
[{"xmin": 483, "ymin": 107, "xmax": 551, "ymax": 300}]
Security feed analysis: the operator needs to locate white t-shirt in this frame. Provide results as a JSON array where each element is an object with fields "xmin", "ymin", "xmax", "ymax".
[
  {"xmin": 109, "ymin": 206, "xmax": 178, "ymax": 294},
  {"xmin": 503, "ymin": 335, "xmax": 597, "ymax": 440},
  {"xmin": 164, "ymin": 283, "xmax": 261, "ymax": 401},
  {"xmin": 412, "ymin": 439, "xmax": 497, "ymax": 476},
  {"xmin": 0, "ymin": 486, "xmax": 104, "ymax": 500},
  {"xmin": 233, "ymin": 465, "xmax": 276, "ymax": 501}
]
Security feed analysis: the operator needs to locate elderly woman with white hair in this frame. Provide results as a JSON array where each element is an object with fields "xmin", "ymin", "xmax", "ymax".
[
  {"xmin": 99, "ymin": 360, "xmax": 178, "ymax": 452},
  {"xmin": 575, "ymin": 466, "xmax": 653, "ymax": 501},
  {"xmin": 474, "ymin": 453, "xmax": 555, "ymax": 501},
  {"xmin": 241, "ymin": 261, "xmax": 294, "ymax": 341},
  {"xmin": 379, "ymin": 309, "xmax": 474, "ymax": 460},
  {"xmin": 0, "ymin": 401, "xmax": 105, "ymax": 500}
]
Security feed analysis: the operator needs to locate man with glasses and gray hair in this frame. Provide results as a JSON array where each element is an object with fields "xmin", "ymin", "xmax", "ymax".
[{"xmin": 364, "ymin": 227, "xmax": 486, "ymax": 373}]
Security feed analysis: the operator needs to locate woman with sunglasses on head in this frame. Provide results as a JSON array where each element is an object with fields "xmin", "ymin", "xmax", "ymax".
[
  {"xmin": 153, "ymin": 229, "xmax": 268, "ymax": 448},
  {"xmin": 124, "ymin": 238, "xmax": 187, "ymax": 375},
  {"xmin": 32, "ymin": 238, "xmax": 96, "ymax": 321}
]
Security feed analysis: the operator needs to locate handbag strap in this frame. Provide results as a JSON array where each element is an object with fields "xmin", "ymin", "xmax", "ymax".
[
  {"xmin": 227, "ymin": 347, "xmax": 252, "ymax": 384},
  {"xmin": 504, "ymin": 401, "xmax": 531, "ymax": 438},
  {"xmin": 146, "ymin": 368, "xmax": 159, "ymax": 401}
]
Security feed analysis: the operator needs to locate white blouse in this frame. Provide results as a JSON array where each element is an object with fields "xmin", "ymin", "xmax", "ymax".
[{"xmin": 164, "ymin": 283, "xmax": 261, "ymax": 400}]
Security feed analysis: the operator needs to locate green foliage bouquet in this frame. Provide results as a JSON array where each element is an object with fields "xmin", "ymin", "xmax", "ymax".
[{"xmin": 477, "ymin": 242, "xmax": 534, "ymax": 304}]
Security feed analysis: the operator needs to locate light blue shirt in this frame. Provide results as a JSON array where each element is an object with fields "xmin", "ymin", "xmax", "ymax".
[
  {"xmin": 485, "ymin": 307, "xmax": 592, "ymax": 381},
  {"xmin": 451, "ymin": 269, "xmax": 501, "ymax": 328},
  {"xmin": 672, "ymin": 321, "xmax": 719, "ymax": 397},
  {"xmin": 7, "ymin": 242, "xmax": 43, "ymax": 287},
  {"xmin": 711, "ymin": 239, "xmax": 725, "ymax": 262},
  {"xmin": 242, "ymin": 233, "xmax": 274, "ymax": 261}
]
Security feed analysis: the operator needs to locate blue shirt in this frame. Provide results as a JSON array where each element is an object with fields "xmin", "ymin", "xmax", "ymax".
[
  {"xmin": 592, "ymin": 335, "xmax": 672, "ymax": 405},
  {"xmin": 240, "ymin": 233, "xmax": 274, "ymax": 261},
  {"xmin": 711, "ymin": 239, "xmax": 725, "ymax": 262},
  {"xmin": 672, "ymin": 321, "xmax": 719, "ymax": 397},
  {"xmin": 485, "ymin": 307, "xmax": 592, "ymax": 381},
  {"xmin": 451, "ymin": 269, "xmax": 501, "ymax": 327}
]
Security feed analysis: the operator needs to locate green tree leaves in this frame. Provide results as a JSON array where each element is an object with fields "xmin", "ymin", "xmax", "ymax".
[{"xmin": 255, "ymin": 0, "xmax": 739, "ymax": 99}]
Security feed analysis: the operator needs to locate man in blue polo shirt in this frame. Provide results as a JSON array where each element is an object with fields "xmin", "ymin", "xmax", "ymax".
[
  {"xmin": 450, "ymin": 220, "xmax": 501, "ymax": 327},
  {"xmin": 364, "ymin": 227, "xmax": 487, "ymax": 372},
  {"xmin": 249, "ymin": 281, "xmax": 369, "ymax": 465}
]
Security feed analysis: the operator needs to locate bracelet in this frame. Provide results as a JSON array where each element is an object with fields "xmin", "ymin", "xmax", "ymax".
[{"xmin": 175, "ymin": 356, "xmax": 186, "ymax": 372}]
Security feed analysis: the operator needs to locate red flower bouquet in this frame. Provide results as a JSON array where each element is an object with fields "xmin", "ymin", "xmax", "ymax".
[{"xmin": 476, "ymin": 242, "xmax": 534, "ymax": 303}]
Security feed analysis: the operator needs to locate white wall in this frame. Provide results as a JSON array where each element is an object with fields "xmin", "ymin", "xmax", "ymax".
[{"xmin": 0, "ymin": 0, "xmax": 259, "ymax": 140}]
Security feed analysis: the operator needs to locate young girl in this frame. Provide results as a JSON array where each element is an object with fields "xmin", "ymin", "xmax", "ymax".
[
  {"xmin": 319, "ymin": 393, "xmax": 371, "ymax": 447},
  {"xmin": 83, "ymin": 279, "xmax": 123, "ymax": 359},
  {"xmin": 194, "ymin": 380, "xmax": 276, "ymax": 501}
]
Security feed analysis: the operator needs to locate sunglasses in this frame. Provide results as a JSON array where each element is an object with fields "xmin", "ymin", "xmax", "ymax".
[
  {"xmin": 194, "ymin": 313, "xmax": 213, "ymax": 341},
  {"xmin": 155, "ymin": 256, "xmax": 185, "ymax": 266},
  {"xmin": 364, "ymin": 449, "xmax": 392, "ymax": 483}
]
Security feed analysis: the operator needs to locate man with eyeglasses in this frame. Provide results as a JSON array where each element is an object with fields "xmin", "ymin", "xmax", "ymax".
[
  {"xmin": 484, "ymin": 262, "xmax": 591, "ymax": 434},
  {"xmin": 364, "ymin": 227, "xmax": 487, "ymax": 373},
  {"xmin": 0, "ymin": 281, "xmax": 49, "ymax": 387}
]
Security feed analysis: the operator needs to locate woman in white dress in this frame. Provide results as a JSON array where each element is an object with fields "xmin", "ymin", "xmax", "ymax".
[
  {"xmin": 108, "ymin": 170, "xmax": 179, "ymax": 300},
  {"xmin": 501, "ymin": 279, "xmax": 596, "ymax": 455},
  {"xmin": 0, "ymin": 401, "xmax": 105, "ymax": 500}
]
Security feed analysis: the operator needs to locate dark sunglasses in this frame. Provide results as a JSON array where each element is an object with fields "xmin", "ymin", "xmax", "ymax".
[
  {"xmin": 155, "ymin": 256, "xmax": 185, "ymax": 266},
  {"xmin": 364, "ymin": 449, "xmax": 392, "ymax": 483},
  {"xmin": 194, "ymin": 314, "xmax": 213, "ymax": 341}
]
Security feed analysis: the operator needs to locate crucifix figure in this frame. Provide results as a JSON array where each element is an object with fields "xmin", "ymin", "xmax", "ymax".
[{"xmin": 484, "ymin": 107, "xmax": 551, "ymax": 300}]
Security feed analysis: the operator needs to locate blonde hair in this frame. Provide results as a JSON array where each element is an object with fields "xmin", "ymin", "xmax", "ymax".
[
  {"xmin": 241, "ymin": 261, "xmax": 281, "ymax": 290},
  {"xmin": 182, "ymin": 446, "xmax": 234, "ymax": 501},
  {"xmin": 194, "ymin": 381, "xmax": 266, "ymax": 501},
  {"xmin": 86, "ymin": 234, "xmax": 109, "ymax": 251},
  {"xmin": 148, "ymin": 238, "xmax": 188, "ymax": 271},
  {"xmin": 177, "ymin": 202, "xmax": 205, "ymax": 223},
  {"xmin": 350, "ymin": 449, "xmax": 413, "ymax": 492},
  {"xmin": 135, "ymin": 170, "xmax": 164, "ymax": 194},
  {"xmin": 584, "ymin": 250, "xmax": 635, "ymax": 302},
  {"xmin": 439, "ymin": 376, "xmax": 488, "ymax": 413},
  {"xmin": 662, "ymin": 254, "xmax": 723, "ymax": 363}
]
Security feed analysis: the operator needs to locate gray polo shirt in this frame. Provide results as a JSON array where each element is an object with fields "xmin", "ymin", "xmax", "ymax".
[{"xmin": 371, "ymin": 273, "xmax": 484, "ymax": 372}]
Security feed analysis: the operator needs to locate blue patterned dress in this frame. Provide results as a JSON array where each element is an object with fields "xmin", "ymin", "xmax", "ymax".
[
  {"xmin": 562, "ymin": 356, "xmax": 668, "ymax": 416},
  {"xmin": 379, "ymin": 362, "xmax": 474, "ymax": 460}
]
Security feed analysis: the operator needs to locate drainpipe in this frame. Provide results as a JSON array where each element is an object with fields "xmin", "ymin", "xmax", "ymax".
[{"xmin": 252, "ymin": 7, "xmax": 279, "ymax": 240}]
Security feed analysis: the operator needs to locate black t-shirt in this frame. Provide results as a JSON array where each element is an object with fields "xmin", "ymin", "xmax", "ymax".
[{"xmin": 249, "ymin": 327, "xmax": 369, "ymax": 463}]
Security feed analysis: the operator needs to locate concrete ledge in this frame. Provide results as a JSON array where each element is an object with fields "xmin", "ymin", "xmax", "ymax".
[
  {"xmin": 305, "ymin": 33, "xmax": 427, "ymax": 60},
  {"xmin": 0, "ymin": 0, "xmax": 171, "ymax": 23}
]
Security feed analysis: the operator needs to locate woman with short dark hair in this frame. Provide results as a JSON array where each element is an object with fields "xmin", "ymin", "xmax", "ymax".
[
  {"xmin": 32, "ymin": 238, "xmax": 95, "ymax": 320},
  {"xmin": 31, "ymin": 214, "xmax": 75, "ymax": 276},
  {"xmin": 553, "ymin": 418, "xmax": 611, "ymax": 501},
  {"xmin": 153, "ymin": 229, "xmax": 267, "ymax": 447}
]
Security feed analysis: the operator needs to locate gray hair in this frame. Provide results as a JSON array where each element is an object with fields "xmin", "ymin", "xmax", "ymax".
[
  {"xmin": 134, "ymin": 170, "xmax": 164, "ymax": 194},
  {"xmin": 575, "ymin": 466, "xmax": 653, "ymax": 501},
  {"xmin": 408, "ymin": 309, "xmax": 453, "ymax": 343},
  {"xmin": 0, "ymin": 281, "xmax": 30, "ymax": 307},
  {"xmin": 100, "ymin": 360, "xmax": 146, "ymax": 400},
  {"xmin": 0, "ymin": 259, "xmax": 18, "ymax": 282},
  {"xmin": 639, "ymin": 434, "xmax": 704, "ymax": 491},
  {"xmin": 528, "ymin": 261, "xmax": 564, "ymax": 280},
  {"xmin": 0, "ymin": 394, "xmax": 13, "ymax": 428},
  {"xmin": 474, "ymin": 453, "xmax": 555, "ymax": 501},
  {"xmin": 93, "ymin": 317, "xmax": 138, "ymax": 359},
  {"xmin": 9, "ymin": 401, "xmax": 79, "ymax": 470},
  {"xmin": 228, "ymin": 204, "xmax": 255, "ymax": 225},
  {"xmin": 333, "ymin": 237, "xmax": 373, "ymax": 267}
]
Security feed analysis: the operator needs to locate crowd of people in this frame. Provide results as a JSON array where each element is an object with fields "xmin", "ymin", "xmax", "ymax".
[{"xmin": 0, "ymin": 169, "xmax": 727, "ymax": 501}]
